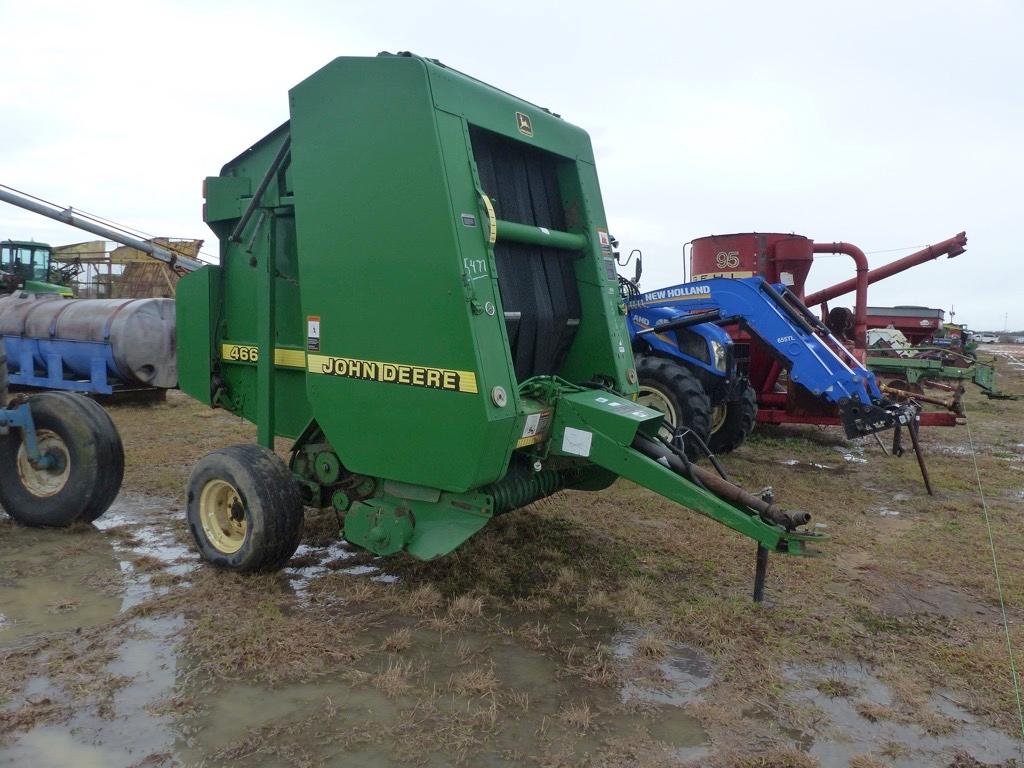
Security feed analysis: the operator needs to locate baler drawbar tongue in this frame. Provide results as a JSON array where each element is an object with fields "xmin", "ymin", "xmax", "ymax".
[{"xmin": 534, "ymin": 381, "xmax": 826, "ymax": 599}]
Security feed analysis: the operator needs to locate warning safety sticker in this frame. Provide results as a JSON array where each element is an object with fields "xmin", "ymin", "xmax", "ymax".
[{"xmin": 307, "ymin": 316, "xmax": 320, "ymax": 352}]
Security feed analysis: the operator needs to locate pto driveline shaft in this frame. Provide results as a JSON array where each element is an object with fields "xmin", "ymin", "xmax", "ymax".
[{"xmin": 689, "ymin": 463, "xmax": 811, "ymax": 530}]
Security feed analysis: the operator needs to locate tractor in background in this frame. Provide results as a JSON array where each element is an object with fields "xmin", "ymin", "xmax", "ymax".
[
  {"xmin": 621, "ymin": 267, "xmax": 916, "ymax": 458},
  {"xmin": 0, "ymin": 239, "xmax": 77, "ymax": 296},
  {"xmin": 618, "ymin": 261, "xmax": 756, "ymax": 457},
  {"xmin": 616, "ymin": 232, "xmax": 967, "ymax": 460},
  {"xmin": 686, "ymin": 231, "xmax": 968, "ymax": 432}
]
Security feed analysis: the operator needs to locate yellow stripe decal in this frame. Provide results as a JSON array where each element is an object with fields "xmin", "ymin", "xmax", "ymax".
[
  {"xmin": 690, "ymin": 271, "xmax": 754, "ymax": 281},
  {"xmin": 516, "ymin": 434, "xmax": 544, "ymax": 449},
  {"xmin": 307, "ymin": 354, "xmax": 479, "ymax": 395},
  {"xmin": 222, "ymin": 346, "xmax": 475, "ymax": 394},
  {"xmin": 274, "ymin": 348, "xmax": 307, "ymax": 369}
]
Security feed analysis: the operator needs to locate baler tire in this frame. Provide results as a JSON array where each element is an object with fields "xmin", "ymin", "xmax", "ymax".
[
  {"xmin": 708, "ymin": 385, "xmax": 758, "ymax": 454},
  {"xmin": 635, "ymin": 356, "xmax": 712, "ymax": 461},
  {"xmin": 60, "ymin": 393, "xmax": 125, "ymax": 523},
  {"xmin": 186, "ymin": 444, "xmax": 304, "ymax": 573},
  {"xmin": 0, "ymin": 392, "xmax": 124, "ymax": 527}
]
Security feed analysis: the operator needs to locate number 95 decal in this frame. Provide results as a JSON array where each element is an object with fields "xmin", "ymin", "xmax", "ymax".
[{"xmin": 715, "ymin": 250, "xmax": 741, "ymax": 269}]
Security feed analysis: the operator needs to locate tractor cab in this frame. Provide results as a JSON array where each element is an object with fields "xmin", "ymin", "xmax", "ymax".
[{"xmin": 0, "ymin": 240, "xmax": 73, "ymax": 296}]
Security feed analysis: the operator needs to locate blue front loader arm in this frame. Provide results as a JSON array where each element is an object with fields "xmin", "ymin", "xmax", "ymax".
[{"xmin": 627, "ymin": 277, "xmax": 916, "ymax": 439}]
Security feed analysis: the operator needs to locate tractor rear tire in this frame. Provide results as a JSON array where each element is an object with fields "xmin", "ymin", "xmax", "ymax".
[
  {"xmin": 186, "ymin": 444, "xmax": 304, "ymax": 573},
  {"xmin": 635, "ymin": 356, "xmax": 711, "ymax": 460},
  {"xmin": 708, "ymin": 385, "xmax": 758, "ymax": 454},
  {"xmin": 0, "ymin": 391, "xmax": 124, "ymax": 527}
]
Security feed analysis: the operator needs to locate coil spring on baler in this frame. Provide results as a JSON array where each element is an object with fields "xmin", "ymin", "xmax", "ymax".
[{"xmin": 486, "ymin": 464, "xmax": 582, "ymax": 515}]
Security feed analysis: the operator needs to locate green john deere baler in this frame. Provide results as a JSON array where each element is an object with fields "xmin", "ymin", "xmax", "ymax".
[{"xmin": 178, "ymin": 52, "xmax": 823, "ymax": 595}]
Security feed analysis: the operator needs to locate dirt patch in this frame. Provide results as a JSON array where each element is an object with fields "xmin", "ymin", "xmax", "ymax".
[{"xmin": 879, "ymin": 580, "xmax": 1000, "ymax": 622}]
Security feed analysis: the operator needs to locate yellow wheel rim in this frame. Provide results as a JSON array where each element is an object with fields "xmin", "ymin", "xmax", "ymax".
[
  {"xmin": 16, "ymin": 429, "xmax": 71, "ymax": 498},
  {"xmin": 636, "ymin": 384, "xmax": 678, "ymax": 443},
  {"xmin": 710, "ymin": 404, "xmax": 728, "ymax": 434},
  {"xmin": 198, "ymin": 479, "xmax": 247, "ymax": 554}
]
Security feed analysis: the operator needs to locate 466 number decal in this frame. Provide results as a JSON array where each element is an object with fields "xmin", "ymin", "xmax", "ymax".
[{"xmin": 221, "ymin": 344, "xmax": 259, "ymax": 363}]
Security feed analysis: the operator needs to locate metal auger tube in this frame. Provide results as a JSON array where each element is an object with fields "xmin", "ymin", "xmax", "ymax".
[{"xmin": 0, "ymin": 186, "xmax": 204, "ymax": 272}]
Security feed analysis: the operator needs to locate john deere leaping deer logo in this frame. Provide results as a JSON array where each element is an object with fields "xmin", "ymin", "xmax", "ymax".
[{"xmin": 516, "ymin": 111, "xmax": 533, "ymax": 137}]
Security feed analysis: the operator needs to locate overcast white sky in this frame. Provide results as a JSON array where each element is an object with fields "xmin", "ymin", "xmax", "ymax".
[{"xmin": 1, "ymin": 1, "xmax": 1020, "ymax": 329}]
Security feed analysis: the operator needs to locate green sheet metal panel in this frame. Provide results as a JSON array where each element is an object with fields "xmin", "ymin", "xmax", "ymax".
[
  {"xmin": 425, "ymin": 60, "xmax": 595, "ymax": 163},
  {"xmin": 288, "ymin": 55, "xmax": 517, "ymax": 491},
  {"xmin": 182, "ymin": 125, "xmax": 312, "ymax": 439},
  {"xmin": 176, "ymin": 265, "xmax": 217, "ymax": 405}
]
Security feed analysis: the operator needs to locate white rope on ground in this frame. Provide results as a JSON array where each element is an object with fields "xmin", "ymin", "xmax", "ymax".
[{"xmin": 963, "ymin": 403, "xmax": 1024, "ymax": 745}]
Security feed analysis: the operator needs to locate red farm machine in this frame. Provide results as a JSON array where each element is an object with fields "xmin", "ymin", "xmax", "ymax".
[{"xmin": 865, "ymin": 306, "xmax": 947, "ymax": 346}]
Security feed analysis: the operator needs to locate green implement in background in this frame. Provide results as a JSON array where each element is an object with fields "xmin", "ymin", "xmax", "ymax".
[{"xmin": 868, "ymin": 352, "xmax": 1018, "ymax": 400}]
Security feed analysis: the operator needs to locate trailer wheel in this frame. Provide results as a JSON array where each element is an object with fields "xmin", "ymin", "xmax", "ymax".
[
  {"xmin": 0, "ymin": 392, "xmax": 124, "ymax": 527},
  {"xmin": 708, "ymin": 385, "xmax": 758, "ymax": 454},
  {"xmin": 186, "ymin": 444, "xmax": 304, "ymax": 572},
  {"xmin": 635, "ymin": 356, "xmax": 711, "ymax": 460}
]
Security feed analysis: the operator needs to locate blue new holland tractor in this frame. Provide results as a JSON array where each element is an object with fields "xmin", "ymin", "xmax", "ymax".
[{"xmin": 618, "ymin": 254, "xmax": 915, "ymax": 459}]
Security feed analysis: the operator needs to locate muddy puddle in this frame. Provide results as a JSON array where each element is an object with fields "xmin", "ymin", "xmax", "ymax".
[
  {"xmin": 1, "ymin": 495, "xmax": 710, "ymax": 766},
  {"xmin": 613, "ymin": 625, "xmax": 712, "ymax": 710},
  {"xmin": 835, "ymin": 450, "xmax": 869, "ymax": 464},
  {"xmin": 780, "ymin": 662, "xmax": 1023, "ymax": 767},
  {"xmin": 778, "ymin": 458, "xmax": 850, "ymax": 472},
  {"xmin": 775, "ymin": 443, "xmax": 877, "ymax": 470},
  {"xmin": 0, "ymin": 525, "xmax": 123, "ymax": 643}
]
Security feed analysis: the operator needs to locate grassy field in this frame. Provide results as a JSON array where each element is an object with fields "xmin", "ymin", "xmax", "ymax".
[{"xmin": 1, "ymin": 348, "xmax": 1022, "ymax": 767}]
